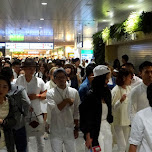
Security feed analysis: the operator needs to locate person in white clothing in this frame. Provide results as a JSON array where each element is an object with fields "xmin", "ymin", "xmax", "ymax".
[
  {"xmin": 112, "ymin": 68, "xmax": 133, "ymax": 152},
  {"xmin": 47, "ymin": 68, "xmax": 80, "ymax": 152},
  {"xmin": 12, "ymin": 60, "xmax": 21, "ymax": 79},
  {"xmin": 122, "ymin": 63, "xmax": 142, "ymax": 89},
  {"xmin": 129, "ymin": 83, "xmax": 152, "ymax": 152},
  {"xmin": 129, "ymin": 61, "xmax": 152, "ymax": 123},
  {"xmin": 16, "ymin": 58, "xmax": 47, "ymax": 152},
  {"xmin": 45, "ymin": 67, "xmax": 58, "ymax": 90}
]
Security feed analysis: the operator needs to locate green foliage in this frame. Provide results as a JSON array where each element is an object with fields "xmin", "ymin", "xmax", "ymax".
[
  {"xmin": 102, "ymin": 27, "xmax": 110, "ymax": 42},
  {"xmin": 92, "ymin": 31, "xmax": 105, "ymax": 65},
  {"xmin": 123, "ymin": 12, "xmax": 142, "ymax": 34},
  {"xmin": 140, "ymin": 11, "xmax": 152, "ymax": 33},
  {"xmin": 110, "ymin": 23, "xmax": 125, "ymax": 40}
]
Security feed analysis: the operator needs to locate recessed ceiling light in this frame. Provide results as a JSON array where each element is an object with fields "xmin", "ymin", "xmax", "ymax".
[
  {"xmin": 41, "ymin": 2, "xmax": 47, "ymax": 5},
  {"xmin": 39, "ymin": 27, "xmax": 42, "ymax": 28},
  {"xmin": 40, "ymin": 18, "xmax": 44, "ymax": 21}
]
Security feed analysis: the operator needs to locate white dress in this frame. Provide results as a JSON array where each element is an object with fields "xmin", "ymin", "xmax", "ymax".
[{"xmin": 98, "ymin": 103, "xmax": 112, "ymax": 152}]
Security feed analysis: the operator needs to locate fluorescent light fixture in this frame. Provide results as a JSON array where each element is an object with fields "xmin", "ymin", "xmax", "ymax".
[
  {"xmin": 40, "ymin": 18, "xmax": 44, "ymax": 20},
  {"xmin": 41, "ymin": 2, "xmax": 47, "ymax": 5}
]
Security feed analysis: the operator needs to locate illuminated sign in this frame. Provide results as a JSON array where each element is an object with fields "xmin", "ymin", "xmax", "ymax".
[
  {"xmin": 6, "ymin": 43, "xmax": 29, "ymax": 49},
  {"xmin": 29, "ymin": 43, "xmax": 54, "ymax": 49},
  {"xmin": 6, "ymin": 43, "xmax": 54, "ymax": 49},
  {"xmin": 0, "ymin": 43, "xmax": 5, "ymax": 48},
  {"xmin": 81, "ymin": 50, "xmax": 93, "ymax": 54},
  {"xmin": 9, "ymin": 35, "xmax": 24, "ymax": 41},
  {"xmin": 81, "ymin": 50, "xmax": 93, "ymax": 60}
]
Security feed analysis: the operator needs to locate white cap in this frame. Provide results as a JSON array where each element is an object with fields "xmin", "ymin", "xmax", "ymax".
[
  {"xmin": 93, "ymin": 65, "xmax": 110, "ymax": 77},
  {"xmin": 48, "ymin": 60, "xmax": 52, "ymax": 63}
]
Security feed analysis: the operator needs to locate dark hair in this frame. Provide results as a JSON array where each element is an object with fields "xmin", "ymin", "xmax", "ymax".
[
  {"xmin": 113, "ymin": 59, "xmax": 120, "ymax": 70},
  {"xmin": 12, "ymin": 60, "xmax": 21, "ymax": 66},
  {"xmin": 86, "ymin": 63, "xmax": 96, "ymax": 77},
  {"xmin": 64, "ymin": 64, "xmax": 76, "ymax": 79},
  {"xmin": 122, "ymin": 54, "xmax": 129, "ymax": 62},
  {"xmin": 53, "ymin": 68, "xmax": 67, "ymax": 78},
  {"xmin": 0, "ymin": 75, "xmax": 11, "ymax": 91},
  {"xmin": 124, "ymin": 62, "xmax": 135, "ymax": 73},
  {"xmin": 91, "ymin": 74, "xmax": 108, "ymax": 99},
  {"xmin": 4, "ymin": 61, "xmax": 12, "ymax": 67},
  {"xmin": 147, "ymin": 83, "xmax": 152, "ymax": 107},
  {"xmin": 1, "ymin": 67, "xmax": 13, "ymax": 81},
  {"xmin": 139, "ymin": 61, "xmax": 152, "ymax": 72},
  {"xmin": 116, "ymin": 68, "xmax": 133, "ymax": 86}
]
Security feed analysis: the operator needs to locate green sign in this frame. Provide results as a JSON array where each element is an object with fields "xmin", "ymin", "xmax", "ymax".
[
  {"xmin": 81, "ymin": 50, "xmax": 93, "ymax": 54},
  {"xmin": 9, "ymin": 35, "xmax": 24, "ymax": 41}
]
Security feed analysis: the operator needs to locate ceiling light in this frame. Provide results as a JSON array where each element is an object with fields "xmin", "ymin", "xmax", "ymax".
[
  {"xmin": 128, "ymin": 5, "xmax": 134, "ymax": 8},
  {"xmin": 41, "ymin": 2, "xmax": 47, "ymax": 5},
  {"xmin": 39, "ymin": 27, "xmax": 42, "ymax": 28},
  {"xmin": 40, "ymin": 18, "xmax": 44, "ymax": 21}
]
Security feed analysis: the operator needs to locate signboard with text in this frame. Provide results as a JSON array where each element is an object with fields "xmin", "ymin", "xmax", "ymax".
[{"xmin": 6, "ymin": 42, "xmax": 54, "ymax": 50}]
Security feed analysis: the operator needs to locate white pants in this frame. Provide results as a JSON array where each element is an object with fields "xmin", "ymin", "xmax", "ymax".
[
  {"xmin": 26, "ymin": 115, "xmax": 45, "ymax": 152},
  {"xmin": 98, "ymin": 120, "xmax": 112, "ymax": 152},
  {"xmin": 0, "ymin": 147, "xmax": 7, "ymax": 152},
  {"xmin": 27, "ymin": 131, "xmax": 45, "ymax": 152},
  {"xmin": 114, "ymin": 125, "xmax": 130, "ymax": 152},
  {"xmin": 51, "ymin": 137, "xmax": 76, "ymax": 152}
]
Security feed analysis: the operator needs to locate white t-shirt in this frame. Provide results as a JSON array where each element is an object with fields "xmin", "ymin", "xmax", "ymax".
[
  {"xmin": 131, "ymin": 75, "xmax": 142, "ymax": 89},
  {"xmin": 47, "ymin": 86, "xmax": 80, "ymax": 139},
  {"xmin": 16, "ymin": 75, "xmax": 46, "ymax": 115},
  {"xmin": 129, "ymin": 107, "xmax": 152, "ymax": 152},
  {"xmin": 129, "ymin": 82, "xmax": 150, "ymax": 123}
]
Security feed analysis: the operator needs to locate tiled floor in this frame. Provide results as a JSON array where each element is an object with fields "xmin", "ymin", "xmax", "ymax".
[{"xmin": 28, "ymin": 132, "xmax": 119, "ymax": 152}]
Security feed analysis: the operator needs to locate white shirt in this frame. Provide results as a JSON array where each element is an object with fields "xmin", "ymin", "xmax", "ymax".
[
  {"xmin": 16, "ymin": 75, "xmax": 46, "ymax": 115},
  {"xmin": 47, "ymin": 86, "xmax": 80, "ymax": 139},
  {"xmin": 45, "ymin": 80, "xmax": 56, "ymax": 91},
  {"xmin": 129, "ymin": 82, "xmax": 150, "ymax": 123},
  {"xmin": 13, "ymin": 69, "xmax": 18, "ymax": 79},
  {"xmin": 131, "ymin": 75, "xmax": 142, "ymax": 89},
  {"xmin": 112, "ymin": 85, "xmax": 131, "ymax": 126},
  {"xmin": 129, "ymin": 107, "xmax": 152, "ymax": 152}
]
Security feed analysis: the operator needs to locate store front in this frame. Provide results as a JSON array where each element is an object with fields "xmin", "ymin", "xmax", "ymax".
[{"xmin": 5, "ymin": 42, "xmax": 54, "ymax": 59}]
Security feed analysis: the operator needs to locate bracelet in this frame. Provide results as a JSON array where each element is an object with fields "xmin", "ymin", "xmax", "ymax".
[{"xmin": 38, "ymin": 94, "xmax": 41, "ymax": 98}]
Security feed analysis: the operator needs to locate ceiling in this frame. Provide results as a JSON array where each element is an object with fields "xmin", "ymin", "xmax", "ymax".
[{"xmin": 0, "ymin": 0, "xmax": 152, "ymax": 43}]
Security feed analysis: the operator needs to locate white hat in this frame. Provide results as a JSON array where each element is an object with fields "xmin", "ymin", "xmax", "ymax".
[{"xmin": 93, "ymin": 65, "xmax": 110, "ymax": 77}]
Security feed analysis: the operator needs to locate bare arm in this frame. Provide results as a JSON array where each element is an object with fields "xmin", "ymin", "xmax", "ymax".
[
  {"xmin": 129, "ymin": 144, "xmax": 137, "ymax": 152},
  {"xmin": 57, "ymin": 98, "xmax": 73, "ymax": 111}
]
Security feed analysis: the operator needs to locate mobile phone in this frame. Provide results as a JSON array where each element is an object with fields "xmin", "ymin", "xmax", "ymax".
[{"xmin": 91, "ymin": 145, "xmax": 101, "ymax": 152}]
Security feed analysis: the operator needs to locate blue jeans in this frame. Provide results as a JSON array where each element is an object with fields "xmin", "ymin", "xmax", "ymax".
[{"xmin": 13, "ymin": 127, "xmax": 27, "ymax": 152}]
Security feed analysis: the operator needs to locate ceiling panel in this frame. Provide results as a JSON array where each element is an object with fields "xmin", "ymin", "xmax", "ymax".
[{"xmin": 0, "ymin": 0, "xmax": 151, "ymax": 42}]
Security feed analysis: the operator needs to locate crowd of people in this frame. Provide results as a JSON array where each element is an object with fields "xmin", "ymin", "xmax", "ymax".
[{"xmin": 0, "ymin": 54, "xmax": 152, "ymax": 152}]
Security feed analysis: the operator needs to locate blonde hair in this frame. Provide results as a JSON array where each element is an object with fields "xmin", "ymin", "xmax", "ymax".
[{"xmin": 49, "ymin": 67, "xmax": 58, "ymax": 75}]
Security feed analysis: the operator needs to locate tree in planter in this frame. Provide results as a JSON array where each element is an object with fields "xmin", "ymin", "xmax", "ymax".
[{"xmin": 92, "ymin": 31, "xmax": 105, "ymax": 65}]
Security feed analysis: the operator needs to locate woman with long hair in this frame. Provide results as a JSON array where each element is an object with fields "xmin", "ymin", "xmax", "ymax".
[
  {"xmin": 79, "ymin": 65, "xmax": 113, "ymax": 152},
  {"xmin": 112, "ymin": 68, "xmax": 133, "ymax": 152},
  {"xmin": 36, "ymin": 62, "xmax": 49, "ymax": 83},
  {"xmin": 0, "ymin": 75, "xmax": 16, "ymax": 152}
]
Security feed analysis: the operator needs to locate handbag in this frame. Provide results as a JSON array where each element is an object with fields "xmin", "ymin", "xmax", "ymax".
[{"xmin": 29, "ymin": 112, "xmax": 39, "ymax": 128}]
